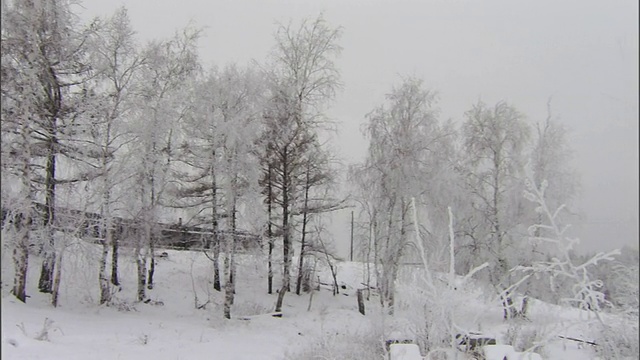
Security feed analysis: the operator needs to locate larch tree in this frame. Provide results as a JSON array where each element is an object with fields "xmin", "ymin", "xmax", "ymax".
[
  {"xmin": 173, "ymin": 63, "xmax": 265, "ymax": 315},
  {"xmin": 259, "ymin": 14, "xmax": 342, "ymax": 311},
  {"xmin": 1, "ymin": 0, "xmax": 95, "ymax": 300},
  {"xmin": 293, "ymin": 141, "xmax": 344, "ymax": 295},
  {"xmin": 172, "ymin": 68, "xmax": 225, "ymax": 292},
  {"xmin": 261, "ymin": 87, "xmax": 317, "ymax": 307},
  {"xmin": 1, "ymin": 5, "xmax": 38, "ymax": 301}
]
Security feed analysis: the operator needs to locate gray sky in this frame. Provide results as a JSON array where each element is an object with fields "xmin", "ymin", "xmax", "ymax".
[{"xmin": 80, "ymin": 0, "xmax": 638, "ymax": 257}]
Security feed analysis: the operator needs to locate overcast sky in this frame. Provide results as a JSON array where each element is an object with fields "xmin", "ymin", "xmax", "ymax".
[{"xmin": 80, "ymin": 0, "xmax": 638, "ymax": 257}]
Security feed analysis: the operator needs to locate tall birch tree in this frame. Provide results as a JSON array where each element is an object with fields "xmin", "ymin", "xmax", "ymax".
[
  {"xmin": 128, "ymin": 27, "xmax": 200, "ymax": 301},
  {"xmin": 87, "ymin": 6, "xmax": 144, "ymax": 304},
  {"xmin": 358, "ymin": 77, "xmax": 446, "ymax": 310},
  {"xmin": 459, "ymin": 100, "xmax": 530, "ymax": 318}
]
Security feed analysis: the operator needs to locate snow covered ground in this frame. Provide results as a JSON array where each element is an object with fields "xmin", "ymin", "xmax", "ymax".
[{"xmin": 0, "ymin": 245, "xmax": 630, "ymax": 359}]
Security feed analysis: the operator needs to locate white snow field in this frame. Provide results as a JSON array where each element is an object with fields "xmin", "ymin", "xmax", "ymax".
[{"xmin": 0, "ymin": 244, "xmax": 630, "ymax": 359}]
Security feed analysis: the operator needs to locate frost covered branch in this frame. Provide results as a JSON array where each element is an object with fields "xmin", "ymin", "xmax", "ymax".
[{"xmin": 517, "ymin": 174, "xmax": 620, "ymax": 315}]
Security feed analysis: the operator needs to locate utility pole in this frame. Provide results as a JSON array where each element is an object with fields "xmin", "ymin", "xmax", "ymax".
[{"xmin": 350, "ymin": 211, "xmax": 354, "ymax": 261}]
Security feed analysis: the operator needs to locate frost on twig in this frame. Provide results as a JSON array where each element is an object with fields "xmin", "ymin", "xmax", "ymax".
[{"xmin": 515, "ymin": 174, "xmax": 619, "ymax": 315}]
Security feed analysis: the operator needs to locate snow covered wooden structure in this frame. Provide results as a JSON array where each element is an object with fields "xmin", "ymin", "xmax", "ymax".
[{"xmin": 1, "ymin": 204, "xmax": 261, "ymax": 251}]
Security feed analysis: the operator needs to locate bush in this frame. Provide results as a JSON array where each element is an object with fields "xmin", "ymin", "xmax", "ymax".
[
  {"xmin": 504, "ymin": 321, "xmax": 546, "ymax": 356},
  {"xmin": 595, "ymin": 316, "xmax": 639, "ymax": 360},
  {"xmin": 232, "ymin": 300, "xmax": 271, "ymax": 317},
  {"xmin": 285, "ymin": 329, "xmax": 385, "ymax": 360}
]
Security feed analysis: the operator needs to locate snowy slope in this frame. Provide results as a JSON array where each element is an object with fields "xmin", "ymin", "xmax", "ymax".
[{"xmin": 1, "ymin": 247, "xmax": 631, "ymax": 359}]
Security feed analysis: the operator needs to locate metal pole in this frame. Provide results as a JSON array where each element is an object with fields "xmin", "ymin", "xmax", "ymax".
[{"xmin": 350, "ymin": 211, "xmax": 354, "ymax": 261}]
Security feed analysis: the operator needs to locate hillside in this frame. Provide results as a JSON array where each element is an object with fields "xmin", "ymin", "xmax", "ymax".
[{"xmin": 3, "ymin": 244, "xmax": 633, "ymax": 359}]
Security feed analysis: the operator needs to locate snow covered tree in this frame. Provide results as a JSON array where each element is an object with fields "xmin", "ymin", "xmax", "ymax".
[
  {"xmin": 503, "ymin": 99, "xmax": 581, "ymax": 308},
  {"xmin": 259, "ymin": 14, "xmax": 342, "ymax": 309},
  {"xmin": 127, "ymin": 27, "xmax": 200, "ymax": 301},
  {"xmin": 173, "ymin": 63, "xmax": 263, "ymax": 318},
  {"xmin": 529, "ymin": 99, "xmax": 580, "ymax": 235},
  {"xmin": 172, "ymin": 69, "xmax": 225, "ymax": 291},
  {"xmin": 457, "ymin": 100, "xmax": 531, "ymax": 316},
  {"xmin": 356, "ymin": 77, "xmax": 452, "ymax": 311},
  {"xmin": 293, "ymin": 142, "xmax": 344, "ymax": 295},
  {"xmin": 516, "ymin": 174, "xmax": 619, "ymax": 315},
  {"xmin": 1, "ymin": 0, "xmax": 96, "ymax": 300},
  {"xmin": 261, "ymin": 87, "xmax": 317, "ymax": 306},
  {"xmin": 1, "ymin": 1, "xmax": 39, "ymax": 303},
  {"xmin": 218, "ymin": 70, "xmax": 264, "ymax": 318},
  {"xmin": 85, "ymin": 6, "xmax": 145, "ymax": 304},
  {"xmin": 173, "ymin": 64, "xmax": 265, "ymax": 302}
]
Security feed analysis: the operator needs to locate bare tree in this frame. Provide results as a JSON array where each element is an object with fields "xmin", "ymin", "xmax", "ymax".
[
  {"xmin": 128, "ymin": 27, "xmax": 200, "ymax": 301},
  {"xmin": 172, "ymin": 64, "xmax": 265, "ymax": 306},
  {"xmin": 261, "ymin": 14, "xmax": 342, "ymax": 306},
  {"xmin": 172, "ymin": 69, "xmax": 225, "ymax": 291},
  {"xmin": 294, "ymin": 145, "xmax": 345, "ymax": 295},
  {"xmin": 516, "ymin": 174, "xmax": 619, "ymax": 317},
  {"xmin": 206, "ymin": 64, "xmax": 263, "ymax": 319},
  {"xmin": 87, "ymin": 6, "xmax": 145, "ymax": 305},
  {"xmin": 530, "ymin": 98, "xmax": 580, "ymax": 234},
  {"xmin": 355, "ymin": 77, "xmax": 448, "ymax": 310},
  {"xmin": 459, "ymin": 100, "xmax": 530, "ymax": 318}
]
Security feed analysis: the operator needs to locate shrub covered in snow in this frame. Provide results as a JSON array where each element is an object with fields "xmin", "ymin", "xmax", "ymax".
[
  {"xmin": 595, "ymin": 315, "xmax": 639, "ymax": 360},
  {"xmin": 284, "ymin": 328, "xmax": 385, "ymax": 360}
]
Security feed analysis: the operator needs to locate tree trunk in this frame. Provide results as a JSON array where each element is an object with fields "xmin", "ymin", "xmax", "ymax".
[
  {"xmin": 357, "ymin": 289, "xmax": 365, "ymax": 315},
  {"xmin": 366, "ymin": 216, "xmax": 374, "ymax": 300},
  {"xmin": 382, "ymin": 199, "xmax": 395, "ymax": 306},
  {"xmin": 12, "ymin": 212, "xmax": 30, "ymax": 303},
  {"xmin": 212, "ymin": 232, "xmax": 221, "ymax": 291},
  {"xmin": 330, "ymin": 262, "xmax": 339, "ymax": 296},
  {"xmin": 136, "ymin": 255, "xmax": 147, "ymax": 302},
  {"xmin": 51, "ymin": 250, "xmax": 63, "ymax": 307},
  {"xmin": 38, "ymin": 255, "xmax": 55, "ymax": 294},
  {"xmin": 388, "ymin": 263, "xmax": 398, "ymax": 315},
  {"xmin": 38, "ymin": 79, "xmax": 60, "ymax": 294},
  {"xmin": 267, "ymin": 163, "xmax": 274, "ymax": 294},
  {"xmin": 211, "ymin": 157, "xmax": 221, "ymax": 291},
  {"xmin": 275, "ymin": 284, "xmax": 287, "ymax": 313},
  {"xmin": 223, "ymin": 232, "xmax": 234, "ymax": 318},
  {"xmin": 136, "ymin": 228, "xmax": 147, "ymax": 302},
  {"xmin": 230, "ymin": 198, "xmax": 237, "ymax": 303},
  {"xmin": 147, "ymin": 154, "xmax": 157, "ymax": 291},
  {"xmin": 38, "ymin": 140, "xmax": 57, "ymax": 294},
  {"xmin": 373, "ymin": 218, "xmax": 380, "ymax": 302},
  {"xmin": 223, "ymin": 246, "xmax": 232, "ymax": 319},
  {"xmin": 295, "ymin": 162, "xmax": 311, "ymax": 295},
  {"xmin": 111, "ymin": 222, "xmax": 120, "ymax": 286},
  {"xmin": 99, "ymin": 189, "xmax": 112, "ymax": 304},
  {"xmin": 282, "ymin": 148, "xmax": 291, "ymax": 292},
  {"xmin": 147, "ymin": 232, "xmax": 155, "ymax": 290},
  {"xmin": 98, "ymin": 225, "xmax": 111, "ymax": 304},
  {"xmin": 223, "ymin": 177, "xmax": 238, "ymax": 319}
]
